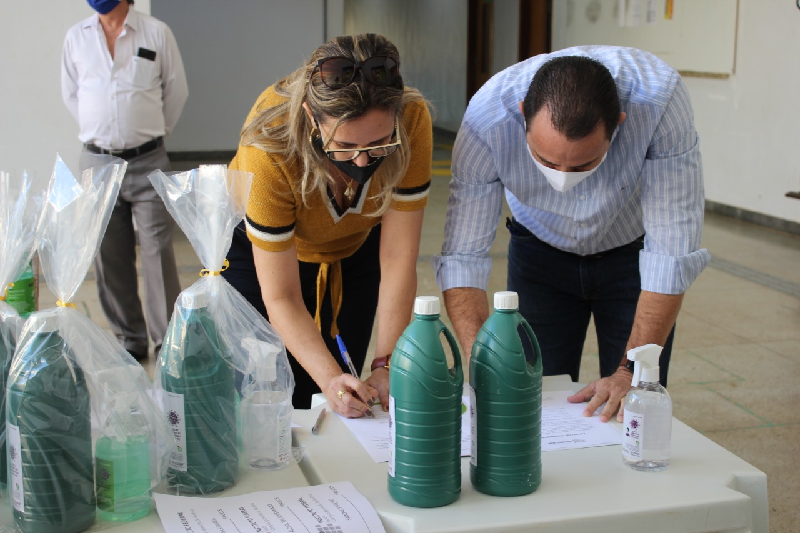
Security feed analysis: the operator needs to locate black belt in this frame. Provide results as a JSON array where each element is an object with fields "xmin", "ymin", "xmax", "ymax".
[{"xmin": 84, "ymin": 137, "xmax": 163, "ymax": 160}]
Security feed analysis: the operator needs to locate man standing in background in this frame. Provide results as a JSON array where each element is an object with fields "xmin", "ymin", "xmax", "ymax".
[{"xmin": 61, "ymin": 0, "xmax": 188, "ymax": 362}]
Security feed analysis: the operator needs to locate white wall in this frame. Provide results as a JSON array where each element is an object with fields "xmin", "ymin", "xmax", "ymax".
[
  {"xmin": 0, "ymin": 1, "xmax": 150, "ymax": 177},
  {"xmin": 552, "ymin": 0, "xmax": 800, "ymax": 224},
  {"xmin": 152, "ymin": 0, "xmax": 334, "ymax": 152},
  {"xmin": 344, "ymin": 0, "xmax": 469, "ymax": 132},
  {"xmin": 493, "ymin": 0, "xmax": 520, "ymax": 79},
  {"xmin": 683, "ymin": 0, "xmax": 800, "ymax": 224}
]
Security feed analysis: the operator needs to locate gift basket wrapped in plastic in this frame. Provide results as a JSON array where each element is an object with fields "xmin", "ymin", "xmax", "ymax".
[
  {"xmin": 149, "ymin": 164, "xmax": 294, "ymax": 496},
  {"xmin": 0, "ymin": 169, "xmax": 48, "ymax": 500},
  {"xmin": 0, "ymin": 155, "xmax": 174, "ymax": 533}
]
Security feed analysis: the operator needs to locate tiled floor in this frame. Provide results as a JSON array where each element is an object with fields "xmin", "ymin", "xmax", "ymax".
[{"xmin": 39, "ymin": 130, "xmax": 800, "ymax": 531}]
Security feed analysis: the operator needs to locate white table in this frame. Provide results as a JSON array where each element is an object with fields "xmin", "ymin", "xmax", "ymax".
[
  {"xmin": 0, "ymin": 459, "xmax": 309, "ymax": 532},
  {"xmin": 294, "ymin": 375, "xmax": 768, "ymax": 533},
  {"xmin": 2, "ymin": 375, "xmax": 766, "ymax": 532}
]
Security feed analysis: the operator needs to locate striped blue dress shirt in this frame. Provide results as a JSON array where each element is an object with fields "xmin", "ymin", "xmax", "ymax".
[{"xmin": 433, "ymin": 46, "xmax": 710, "ymax": 295}]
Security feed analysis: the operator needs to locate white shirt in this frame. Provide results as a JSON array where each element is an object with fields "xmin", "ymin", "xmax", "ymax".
[{"xmin": 61, "ymin": 8, "xmax": 188, "ymax": 149}]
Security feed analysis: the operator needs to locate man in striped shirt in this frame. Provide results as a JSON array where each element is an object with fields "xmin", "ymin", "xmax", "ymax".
[{"xmin": 433, "ymin": 46, "xmax": 710, "ymax": 423}]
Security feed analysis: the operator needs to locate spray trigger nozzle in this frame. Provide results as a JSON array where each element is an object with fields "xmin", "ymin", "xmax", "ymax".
[{"xmin": 626, "ymin": 344, "xmax": 664, "ymax": 386}]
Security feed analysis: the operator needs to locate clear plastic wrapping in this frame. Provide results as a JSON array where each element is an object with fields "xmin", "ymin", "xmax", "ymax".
[
  {"xmin": 0, "ymin": 169, "xmax": 49, "ymax": 504},
  {"xmin": 1, "ymin": 155, "xmax": 174, "ymax": 533},
  {"xmin": 149, "ymin": 164, "xmax": 295, "ymax": 495}
]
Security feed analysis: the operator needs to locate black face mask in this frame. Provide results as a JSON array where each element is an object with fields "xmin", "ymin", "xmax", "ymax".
[{"xmin": 312, "ymin": 135, "xmax": 385, "ymax": 185}]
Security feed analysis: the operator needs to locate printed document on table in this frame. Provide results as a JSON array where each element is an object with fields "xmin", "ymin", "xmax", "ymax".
[
  {"xmin": 154, "ymin": 481, "xmax": 385, "ymax": 533},
  {"xmin": 339, "ymin": 395, "xmax": 471, "ymax": 463},
  {"xmin": 542, "ymin": 390, "xmax": 621, "ymax": 451}
]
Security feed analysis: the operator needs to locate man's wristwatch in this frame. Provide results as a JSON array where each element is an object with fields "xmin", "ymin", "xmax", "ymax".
[
  {"xmin": 621, "ymin": 359, "xmax": 635, "ymax": 373},
  {"xmin": 370, "ymin": 355, "xmax": 391, "ymax": 372}
]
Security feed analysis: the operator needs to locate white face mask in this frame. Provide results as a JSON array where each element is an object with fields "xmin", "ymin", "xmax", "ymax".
[{"xmin": 527, "ymin": 144, "xmax": 607, "ymax": 193}]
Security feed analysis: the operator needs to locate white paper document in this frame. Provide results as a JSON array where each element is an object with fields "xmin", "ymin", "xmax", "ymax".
[
  {"xmin": 541, "ymin": 390, "xmax": 622, "ymax": 451},
  {"xmin": 339, "ymin": 391, "xmax": 620, "ymax": 460},
  {"xmin": 154, "ymin": 481, "xmax": 385, "ymax": 533},
  {"xmin": 339, "ymin": 396, "xmax": 471, "ymax": 463}
]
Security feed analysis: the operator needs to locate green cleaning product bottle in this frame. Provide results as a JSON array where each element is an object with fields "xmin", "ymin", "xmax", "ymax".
[
  {"xmin": 160, "ymin": 288, "xmax": 238, "ymax": 494},
  {"xmin": 94, "ymin": 390, "xmax": 152, "ymax": 522},
  {"xmin": 388, "ymin": 296, "xmax": 463, "ymax": 508},
  {"xmin": 5, "ymin": 262, "xmax": 36, "ymax": 319},
  {"xmin": 6, "ymin": 310, "xmax": 95, "ymax": 533},
  {"xmin": 470, "ymin": 291, "xmax": 542, "ymax": 496}
]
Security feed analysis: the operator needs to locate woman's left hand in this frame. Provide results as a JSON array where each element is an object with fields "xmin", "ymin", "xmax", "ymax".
[{"xmin": 365, "ymin": 367, "xmax": 390, "ymax": 411}]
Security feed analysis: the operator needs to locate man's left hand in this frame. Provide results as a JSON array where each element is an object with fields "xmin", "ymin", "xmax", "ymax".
[
  {"xmin": 365, "ymin": 367, "xmax": 390, "ymax": 411},
  {"xmin": 567, "ymin": 368, "xmax": 633, "ymax": 423}
]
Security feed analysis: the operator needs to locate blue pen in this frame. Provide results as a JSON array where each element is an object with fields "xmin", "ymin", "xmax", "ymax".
[{"xmin": 335, "ymin": 334, "xmax": 374, "ymax": 417}]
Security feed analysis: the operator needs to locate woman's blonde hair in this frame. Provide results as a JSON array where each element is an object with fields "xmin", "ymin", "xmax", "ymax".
[{"xmin": 241, "ymin": 33, "xmax": 429, "ymax": 214}]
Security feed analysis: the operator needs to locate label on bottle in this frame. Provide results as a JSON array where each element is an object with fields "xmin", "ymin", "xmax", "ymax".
[
  {"xmin": 469, "ymin": 385, "xmax": 477, "ymax": 467},
  {"xmin": 277, "ymin": 413, "xmax": 291, "ymax": 464},
  {"xmin": 622, "ymin": 409, "xmax": 644, "ymax": 460},
  {"xmin": 388, "ymin": 395, "xmax": 396, "ymax": 478},
  {"xmin": 8, "ymin": 423, "xmax": 23, "ymax": 512},
  {"xmin": 162, "ymin": 391, "xmax": 188, "ymax": 471},
  {"xmin": 96, "ymin": 456, "xmax": 116, "ymax": 510}
]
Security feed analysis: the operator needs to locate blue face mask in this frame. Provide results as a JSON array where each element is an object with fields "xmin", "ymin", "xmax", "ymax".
[{"xmin": 87, "ymin": 0, "xmax": 121, "ymax": 14}]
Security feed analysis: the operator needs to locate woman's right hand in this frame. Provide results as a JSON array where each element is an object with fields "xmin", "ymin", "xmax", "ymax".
[{"xmin": 324, "ymin": 373, "xmax": 378, "ymax": 418}]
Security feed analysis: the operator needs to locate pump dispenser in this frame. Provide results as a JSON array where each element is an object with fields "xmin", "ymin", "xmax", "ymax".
[
  {"xmin": 94, "ymin": 388, "xmax": 151, "ymax": 522},
  {"xmin": 622, "ymin": 344, "xmax": 672, "ymax": 471},
  {"xmin": 240, "ymin": 339, "xmax": 292, "ymax": 471}
]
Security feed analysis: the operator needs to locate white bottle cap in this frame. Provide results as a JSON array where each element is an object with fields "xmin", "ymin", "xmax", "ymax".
[
  {"xmin": 180, "ymin": 288, "xmax": 209, "ymax": 310},
  {"xmin": 494, "ymin": 291, "xmax": 519, "ymax": 310},
  {"xmin": 414, "ymin": 296, "xmax": 440, "ymax": 315},
  {"xmin": 26, "ymin": 309, "xmax": 60, "ymax": 333}
]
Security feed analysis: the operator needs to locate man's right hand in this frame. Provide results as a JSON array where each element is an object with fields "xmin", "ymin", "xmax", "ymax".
[{"xmin": 442, "ymin": 287, "xmax": 491, "ymax": 361}]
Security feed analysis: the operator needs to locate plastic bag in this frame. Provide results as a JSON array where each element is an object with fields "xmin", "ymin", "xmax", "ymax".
[
  {"xmin": 1, "ymin": 154, "xmax": 175, "ymax": 533},
  {"xmin": 149, "ymin": 164, "xmax": 295, "ymax": 495},
  {"xmin": 0, "ymin": 169, "xmax": 49, "ymax": 503}
]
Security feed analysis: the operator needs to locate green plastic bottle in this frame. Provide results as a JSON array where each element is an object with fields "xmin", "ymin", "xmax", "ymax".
[
  {"xmin": 5, "ymin": 262, "xmax": 36, "ymax": 318},
  {"xmin": 159, "ymin": 288, "xmax": 238, "ymax": 494},
  {"xmin": 470, "ymin": 291, "xmax": 542, "ymax": 496},
  {"xmin": 94, "ymin": 392, "xmax": 152, "ymax": 522},
  {"xmin": 0, "ymin": 308, "xmax": 19, "ymax": 493},
  {"xmin": 388, "ymin": 296, "xmax": 463, "ymax": 508},
  {"xmin": 6, "ymin": 311, "xmax": 96, "ymax": 533}
]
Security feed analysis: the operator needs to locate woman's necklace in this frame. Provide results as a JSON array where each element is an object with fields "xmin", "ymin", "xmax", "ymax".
[{"xmin": 344, "ymin": 179, "xmax": 356, "ymax": 201}]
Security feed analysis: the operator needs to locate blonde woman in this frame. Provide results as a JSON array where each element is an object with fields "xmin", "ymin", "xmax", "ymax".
[{"xmin": 223, "ymin": 34, "xmax": 433, "ymax": 417}]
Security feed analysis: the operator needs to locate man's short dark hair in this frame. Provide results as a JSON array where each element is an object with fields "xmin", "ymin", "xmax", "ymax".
[{"xmin": 523, "ymin": 56, "xmax": 620, "ymax": 141}]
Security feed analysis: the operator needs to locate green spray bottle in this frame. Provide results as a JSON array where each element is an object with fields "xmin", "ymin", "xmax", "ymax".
[
  {"xmin": 388, "ymin": 296, "xmax": 463, "ymax": 508},
  {"xmin": 470, "ymin": 291, "xmax": 542, "ymax": 496}
]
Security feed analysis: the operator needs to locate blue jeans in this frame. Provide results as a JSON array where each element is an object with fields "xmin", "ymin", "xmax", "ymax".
[{"xmin": 506, "ymin": 218, "xmax": 674, "ymax": 386}]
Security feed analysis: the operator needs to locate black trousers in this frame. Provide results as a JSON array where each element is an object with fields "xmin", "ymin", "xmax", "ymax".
[
  {"xmin": 506, "ymin": 218, "xmax": 674, "ymax": 386},
  {"xmin": 224, "ymin": 223, "xmax": 381, "ymax": 408}
]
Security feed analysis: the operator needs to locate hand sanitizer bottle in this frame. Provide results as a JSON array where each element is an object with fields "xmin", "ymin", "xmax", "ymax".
[{"xmin": 622, "ymin": 344, "xmax": 672, "ymax": 471}]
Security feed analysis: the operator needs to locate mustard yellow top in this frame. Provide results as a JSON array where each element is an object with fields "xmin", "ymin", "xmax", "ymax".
[{"xmin": 231, "ymin": 85, "xmax": 433, "ymax": 264}]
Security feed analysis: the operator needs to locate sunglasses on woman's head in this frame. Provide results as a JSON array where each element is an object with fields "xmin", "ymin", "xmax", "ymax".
[{"xmin": 311, "ymin": 56, "xmax": 400, "ymax": 89}]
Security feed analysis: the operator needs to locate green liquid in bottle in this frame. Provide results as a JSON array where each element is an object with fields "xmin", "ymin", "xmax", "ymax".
[
  {"xmin": 6, "ymin": 263, "xmax": 35, "ymax": 318},
  {"xmin": 95, "ymin": 435, "xmax": 151, "ymax": 522}
]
